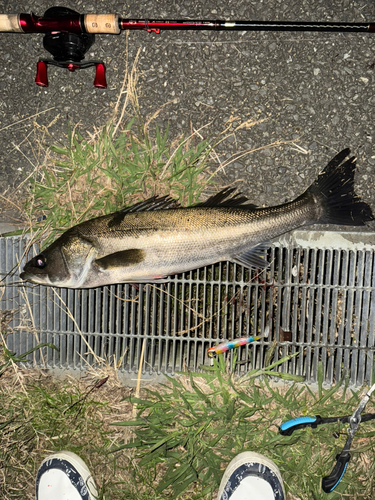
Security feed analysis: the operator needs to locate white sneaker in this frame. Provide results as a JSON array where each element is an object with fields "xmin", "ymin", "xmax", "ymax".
[
  {"xmin": 36, "ymin": 451, "xmax": 98, "ymax": 500},
  {"xmin": 218, "ymin": 452, "xmax": 285, "ymax": 500}
]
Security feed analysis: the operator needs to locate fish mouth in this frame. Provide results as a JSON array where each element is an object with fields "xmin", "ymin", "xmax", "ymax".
[{"xmin": 19, "ymin": 271, "xmax": 43, "ymax": 284}]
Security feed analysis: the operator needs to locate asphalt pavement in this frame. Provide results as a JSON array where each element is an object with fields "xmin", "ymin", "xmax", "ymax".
[{"xmin": 0, "ymin": 0, "xmax": 374, "ymax": 232}]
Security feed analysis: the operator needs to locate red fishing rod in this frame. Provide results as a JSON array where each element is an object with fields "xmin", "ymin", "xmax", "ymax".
[{"xmin": 1, "ymin": 6, "xmax": 374, "ymax": 88}]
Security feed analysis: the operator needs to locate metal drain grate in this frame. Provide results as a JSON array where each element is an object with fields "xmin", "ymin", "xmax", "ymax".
[{"xmin": 1, "ymin": 230, "xmax": 375, "ymax": 386}]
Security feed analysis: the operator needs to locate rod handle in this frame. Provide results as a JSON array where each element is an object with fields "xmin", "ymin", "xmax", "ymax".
[
  {"xmin": 0, "ymin": 14, "xmax": 22, "ymax": 32},
  {"xmin": 84, "ymin": 14, "xmax": 120, "ymax": 34}
]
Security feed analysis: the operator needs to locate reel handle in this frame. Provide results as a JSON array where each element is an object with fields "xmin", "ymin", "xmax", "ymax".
[
  {"xmin": 35, "ymin": 60, "xmax": 107, "ymax": 88},
  {"xmin": 31, "ymin": 7, "xmax": 108, "ymax": 88}
]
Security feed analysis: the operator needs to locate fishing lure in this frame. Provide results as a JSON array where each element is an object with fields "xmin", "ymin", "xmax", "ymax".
[{"xmin": 207, "ymin": 336, "xmax": 261, "ymax": 357}]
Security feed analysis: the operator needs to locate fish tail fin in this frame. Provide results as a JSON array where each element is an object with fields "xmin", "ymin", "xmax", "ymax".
[{"xmin": 306, "ymin": 148, "xmax": 374, "ymax": 226}]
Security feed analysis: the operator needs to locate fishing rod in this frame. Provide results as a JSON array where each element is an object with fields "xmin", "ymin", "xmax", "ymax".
[{"xmin": 1, "ymin": 6, "xmax": 374, "ymax": 88}]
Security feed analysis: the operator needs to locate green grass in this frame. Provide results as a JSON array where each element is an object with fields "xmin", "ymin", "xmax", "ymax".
[
  {"xmin": 0, "ymin": 357, "xmax": 375, "ymax": 500},
  {"xmin": 1, "ymin": 356, "xmax": 375, "ymax": 499},
  {"xmin": 0, "ymin": 341, "xmax": 57, "ymax": 377},
  {"xmin": 24, "ymin": 118, "xmax": 215, "ymax": 248},
  {"xmin": 110, "ymin": 358, "xmax": 375, "ymax": 499}
]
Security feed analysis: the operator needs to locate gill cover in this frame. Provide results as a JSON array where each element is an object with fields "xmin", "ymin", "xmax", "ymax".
[{"xmin": 21, "ymin": 231, "xmax": 95, "ymax": 286}]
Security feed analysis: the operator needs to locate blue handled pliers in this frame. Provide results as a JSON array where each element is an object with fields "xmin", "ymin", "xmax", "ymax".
[{"xmin": 279, "ymin": 382, "xmax": 375, "ymax": 493}]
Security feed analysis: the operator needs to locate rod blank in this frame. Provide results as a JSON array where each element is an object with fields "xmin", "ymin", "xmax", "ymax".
[{"xmin": 0, "ymin": 13, "xmax": 373, "ymax": 35}]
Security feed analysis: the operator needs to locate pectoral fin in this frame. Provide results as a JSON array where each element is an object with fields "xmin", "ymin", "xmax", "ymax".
[{"xmin": 95, "ymin": 249, "xmax": 145, "ymax": 271}]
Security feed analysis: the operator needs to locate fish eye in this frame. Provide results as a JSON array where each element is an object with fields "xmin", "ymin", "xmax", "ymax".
[{"xmin": 35, "ymin": 255, "xmax": 46, "ymax": 268}]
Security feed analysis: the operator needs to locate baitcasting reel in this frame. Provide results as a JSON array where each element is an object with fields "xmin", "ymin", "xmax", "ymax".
[{"xmin": 35, "ymin": 6, "xmax": 107, "ymax": 88}]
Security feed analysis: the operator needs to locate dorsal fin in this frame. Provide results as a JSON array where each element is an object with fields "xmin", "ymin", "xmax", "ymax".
[
  {"xmin": 195, "ymin": 188, "xmax": 257, "ymax": 209},
  {"xmin": 108, "ymin": 196, "xmax": 181, "ymax": 228},
  {"xmin": 111, "ymin": 188, "xmax": 256, "ymax": 230},
  {"xmin": 120, "ymin": 195, "xmax": 180, "ymax": 213}
]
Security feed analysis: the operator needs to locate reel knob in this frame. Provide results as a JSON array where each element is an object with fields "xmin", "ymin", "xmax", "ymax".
[
  {"xmin": 93, "ymin": 62, "xmax": 107, "ymax": 88},
  {"xmin": 35, "ymin": 60, "xmax": 48, "ymax": 87}
]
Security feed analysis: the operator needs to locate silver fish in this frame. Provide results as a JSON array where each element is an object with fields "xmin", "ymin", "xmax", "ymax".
[{"xmin": 20, "ymin": 149, "xmax": 373, "ymax": 288}]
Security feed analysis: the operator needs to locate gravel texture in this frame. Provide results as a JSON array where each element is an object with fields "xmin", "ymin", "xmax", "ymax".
[{"xmin": 0, "ymin": 0, "xmax": 374, "ymax": 229}]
